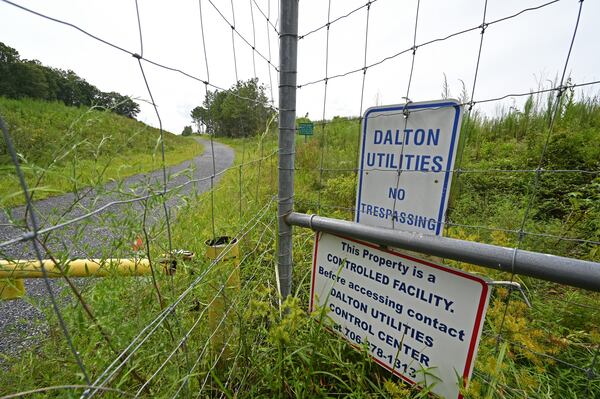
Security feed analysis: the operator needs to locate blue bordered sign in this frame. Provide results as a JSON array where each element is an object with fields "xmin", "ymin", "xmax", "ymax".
[{"xmin": 355, "ymin": 100, "xmax": 463, "ymax": 235}]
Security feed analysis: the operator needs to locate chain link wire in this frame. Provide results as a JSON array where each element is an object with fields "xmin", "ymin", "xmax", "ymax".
[
  {"xmin": 315, "ymin": 0, "xmax": 332, "ymax": 214},
  {"xmin": 296, "ymin": 0, "xmax": 599, "ymax": 396},
  {"xmin": 0, "ymin": 0, "xmax": 279, "ymax": 397},
  {"xmin": 1, "ymin": 0, "xmax": 599, "ymax": 397}
]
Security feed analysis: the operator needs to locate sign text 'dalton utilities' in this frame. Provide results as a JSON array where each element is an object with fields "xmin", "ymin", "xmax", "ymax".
[{"xmin": 355, "ymin": 100, "xmax": 463, "ymax": 235}]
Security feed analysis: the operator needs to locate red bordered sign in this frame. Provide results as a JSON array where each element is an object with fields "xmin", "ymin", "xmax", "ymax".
[{"xmin": 310, "ymin": 232, "xmax": 490, "ymax": 399}]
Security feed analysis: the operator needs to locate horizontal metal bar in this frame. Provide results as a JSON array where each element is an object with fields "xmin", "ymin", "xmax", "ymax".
[{"xmin": 285, "ymin": 212, "xmax": 600, "ymax": 292}]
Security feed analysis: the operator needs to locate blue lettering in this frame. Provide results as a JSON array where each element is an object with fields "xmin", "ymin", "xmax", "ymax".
[
  {"xmin": 419, "ymin": 155, "xmax": 430, "ymax": 171},
  {"xmin": 428, "ymin": 128, "xmax": 440, "ymax": 146},
  {"xmin": 383, "ymin": 130, "xmax": 393, "ymax": 145},
  {"xmin": 427, "ymin": 218, "xmax": 437, "ymax": 231},
  {"xmin": 366, "ymin": 152, "xmax": 375, "ymax": 167},
  {"xmin": 388, "ymin": 187, "xmax": 406, "ymax": 200},
  {"xmin": 374, "ymin": 130, "xmax": 383, "ymax": 144},
  {"xmin": 414, "ymin": 129, "xmax": 425, "ymax": 145},
  {"xmin": 432, "ymin": 155, "xmax": 443, "ymax": 172}
]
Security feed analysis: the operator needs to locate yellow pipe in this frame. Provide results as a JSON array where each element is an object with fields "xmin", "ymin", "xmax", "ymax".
[
  {"xmin": 0, "ymin": 258, "xmax": 154, "ymax": 279},
  {"xmin": 0, "ymin": 252, "xmax": 194, "ymax": 300}
]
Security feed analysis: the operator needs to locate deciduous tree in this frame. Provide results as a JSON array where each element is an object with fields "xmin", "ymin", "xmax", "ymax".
[{"xmin": 191, "ymin": 78, "xmax": 274, "ymax": 137}]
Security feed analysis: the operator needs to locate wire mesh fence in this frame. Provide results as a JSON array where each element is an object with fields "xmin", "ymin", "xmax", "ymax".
[
  {"xmin": 0, "ymin": 0, "xmax": 598, "ymax": 398},
  {"xmin": 291, "ymin": 0, "xmax": 600, "ymax": 397},
  {"xmin": 0, "ymin": 0, "xmax": 281, "ymax": 397}
]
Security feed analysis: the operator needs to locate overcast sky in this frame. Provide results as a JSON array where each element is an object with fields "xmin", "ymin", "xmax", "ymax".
[{"xmin": 1, "ymin": 0, "xmax": 599, "ymax": 133}]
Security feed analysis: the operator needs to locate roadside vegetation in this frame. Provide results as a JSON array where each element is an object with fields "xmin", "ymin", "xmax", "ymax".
[
  {"xmin": 291, "ymin": 89, "xmax": 600, "ymax": 398},
  {"xmin": 0, "ymin": 87, "xmax": 598, "ymax": 398},
  {"xmin": 0, "ymin": 97, "xmax": 203, "ymax": 207}
]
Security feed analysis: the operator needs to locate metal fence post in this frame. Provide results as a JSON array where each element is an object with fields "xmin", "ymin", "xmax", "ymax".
[{"xmin": 277, "ymin": 0, "xmax": 298, "ymax": 298}]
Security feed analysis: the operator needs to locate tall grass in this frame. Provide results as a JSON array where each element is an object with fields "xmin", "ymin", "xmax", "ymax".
[
  {"xmin": 0, "ymin": 92, "xmax": 599, "ymax": 398},
  {"xmin": 292, "ymin": 91, "xmax": 600, "ymax": 397}
]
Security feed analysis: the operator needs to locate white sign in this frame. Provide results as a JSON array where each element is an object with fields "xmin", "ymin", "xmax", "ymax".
[
  {"xmin": 355, "ymin": 100, "xmax": 463, "ymax": 235},
  {"xmin": 311, "ymin": 232, "xmax": 490, "ymax": 399}
]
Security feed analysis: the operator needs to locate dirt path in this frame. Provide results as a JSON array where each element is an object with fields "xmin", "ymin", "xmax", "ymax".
[{"xmin": 0, "ymin": 137, "xmax": 234, "ymax": 357}]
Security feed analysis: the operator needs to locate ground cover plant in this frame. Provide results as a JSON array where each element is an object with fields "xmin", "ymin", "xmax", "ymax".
[{"xmin": 0, "ymin": 90, "xmax": 599, "ymax": 398}]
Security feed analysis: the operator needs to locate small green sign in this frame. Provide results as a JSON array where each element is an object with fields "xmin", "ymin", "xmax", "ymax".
[{"xmin": 298, "ymin": 122, "xmax": 314, "ymax": 136}]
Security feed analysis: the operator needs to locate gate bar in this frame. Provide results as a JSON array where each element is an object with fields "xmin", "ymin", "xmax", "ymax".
[{"xmin": 285, "ymin": 212, "xmax": 600, "ymax": 292}]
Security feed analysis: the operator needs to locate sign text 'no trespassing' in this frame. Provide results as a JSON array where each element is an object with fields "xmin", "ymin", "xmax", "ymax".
[{"xmin": 355, "ymin": 100, "xmax": 463, "ymax": 235}]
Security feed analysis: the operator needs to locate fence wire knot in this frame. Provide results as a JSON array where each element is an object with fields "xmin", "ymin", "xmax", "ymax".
[
  {"xmin": 556, "ymin": 85, "xmax": 569, "ymax": 98},
  {"xmin": 535, "ymin": 167, "xmax": 543, "ymax": 176},
  {"xmin": 23, "ymin": 231, "xmax": 37, "ymax": 241}
]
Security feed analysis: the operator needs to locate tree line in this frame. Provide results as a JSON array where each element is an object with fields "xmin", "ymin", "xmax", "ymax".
[
  {"xmin": 190, "ymin": 78, "xmax": 275, "ymax": 137},
  {"xmin": 0, "ymin": 42, "xmax": 140, "ymax": 118}
]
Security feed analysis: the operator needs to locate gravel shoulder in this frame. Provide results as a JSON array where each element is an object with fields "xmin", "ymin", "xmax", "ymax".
[{"xmin": 0, "ymin": 137, "xmax": 234, "ymax": 358}]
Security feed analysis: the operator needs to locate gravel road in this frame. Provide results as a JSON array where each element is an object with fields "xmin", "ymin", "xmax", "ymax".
[{"xmin": 0, "ymin": 138, "xmax": 234, "ymax": 358}]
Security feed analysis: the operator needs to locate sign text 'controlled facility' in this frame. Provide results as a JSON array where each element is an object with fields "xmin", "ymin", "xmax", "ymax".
[
  {"xmin": 311, "ymin": 232, "xmax": 490, "ymax": 399},
  {"xmin": 355, "ymin": 100, "xmax": 463, "ymax": 235}
]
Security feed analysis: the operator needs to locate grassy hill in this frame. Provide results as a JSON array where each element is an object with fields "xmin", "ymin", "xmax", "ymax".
[{"xmin": 0, "ymin": 97, "xmax": 202, "ymax": 206}]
